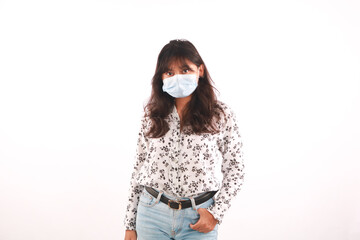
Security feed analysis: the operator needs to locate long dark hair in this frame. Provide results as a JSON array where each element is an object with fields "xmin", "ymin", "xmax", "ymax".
[{"xmin": 144, "ymin": 39, "xmax": 225, "ymax": 138}]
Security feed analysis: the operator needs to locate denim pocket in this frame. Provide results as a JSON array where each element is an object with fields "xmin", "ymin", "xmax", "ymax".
[
  {"xmin": 139, "ymin": 188, "xmax": 158, "ymax": 207},
  {"xmin": 187, "ymin": 197, "xmax": 215, "ymax": 220}
]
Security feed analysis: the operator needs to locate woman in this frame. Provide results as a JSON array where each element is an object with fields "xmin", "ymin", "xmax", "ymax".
[{"xmin": 124, "ymin": 39, "xmax": 245, "ymax": 240}]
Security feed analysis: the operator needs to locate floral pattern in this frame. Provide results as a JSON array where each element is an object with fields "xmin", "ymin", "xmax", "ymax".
[{"xmin": 123, "ymin": 100, "xmax": 245, "ymax": 230}]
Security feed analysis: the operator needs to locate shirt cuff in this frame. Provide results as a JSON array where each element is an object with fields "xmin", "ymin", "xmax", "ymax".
[
  {"xmin": 124, "ymin": 220, "xmax": 137, "ymax": 231},
  {"xmin": 205, "ymin": 204, "xmax": 224, "ymax": 225}
]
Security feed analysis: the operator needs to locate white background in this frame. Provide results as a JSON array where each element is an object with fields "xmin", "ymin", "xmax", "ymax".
[{"xmin": 0, "ymin": 0, "xmax": 359, "ymax": 239}]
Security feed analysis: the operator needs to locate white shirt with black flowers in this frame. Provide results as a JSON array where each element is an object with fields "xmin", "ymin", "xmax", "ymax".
[{"xmin": 123, "ymin": 100, "xmax": 245, "ymax": 230}]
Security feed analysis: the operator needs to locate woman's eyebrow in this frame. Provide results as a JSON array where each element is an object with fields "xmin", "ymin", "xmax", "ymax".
[
  {"xmin": 180, "ymin": 64, "xmax": 191, "ymax": 69},
  {"xmin": 165, "ymin": 64, "xmax": 191, "ymax": 72}
]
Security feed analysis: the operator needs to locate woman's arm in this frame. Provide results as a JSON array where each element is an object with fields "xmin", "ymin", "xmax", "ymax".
[
  {"xmin": 123, "ymin": 113, "xmax": 149, "ymax": 231},
  {"xmin": 205, "ymin": 105, "xmax": 245, "ymax": 225}
]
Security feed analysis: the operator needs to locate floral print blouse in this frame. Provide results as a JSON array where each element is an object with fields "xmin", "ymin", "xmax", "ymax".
[{"xmin": 123, "ymin": 100, "xmax": 245, "ymax": 230}]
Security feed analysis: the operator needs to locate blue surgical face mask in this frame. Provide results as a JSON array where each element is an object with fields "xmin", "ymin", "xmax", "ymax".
[{"xmin": 162, "ymin": 74, "xmax": 198, "ymax": 98}]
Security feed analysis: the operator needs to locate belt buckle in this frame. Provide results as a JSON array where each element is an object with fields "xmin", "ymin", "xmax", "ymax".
[{"xmin": 168, "ymin": 200, "xmax": 182, "ymax": 210}]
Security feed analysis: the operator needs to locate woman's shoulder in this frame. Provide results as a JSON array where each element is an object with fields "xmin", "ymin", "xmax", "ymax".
[
  {"xmin": 143, "ymin": 105, "xmax": 151, "ymax": 118},
  {"xmin": 136, "ymin": 106, "xmax": 152, "ymax": 132},
  {"xmin": 215, "ymin": 99, "xmax": 230, "ymax": 110},
  {"xmin": 214, "ymin": 99, "xmax": 239, "ymax": 126},
  {"xmin": 214, "ymin": 100, "xmax": 236, "ymax": 116}
]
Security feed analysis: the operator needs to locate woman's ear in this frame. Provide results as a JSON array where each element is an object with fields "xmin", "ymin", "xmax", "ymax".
[{"xmin": 199, "ymin": 64, "xmax": 205, "ymax": 77}]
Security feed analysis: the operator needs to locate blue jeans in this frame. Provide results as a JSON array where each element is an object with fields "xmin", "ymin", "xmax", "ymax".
[{"xmin": 135, "ymin": 187, "xmax": 219, "ymax": 240}]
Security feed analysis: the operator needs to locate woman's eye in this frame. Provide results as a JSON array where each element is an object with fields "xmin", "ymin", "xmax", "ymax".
[
  {"xmin": 166, "ymin": 72, "xmax": 173, "ymax": 76},
  {"xmin": 183, "ymin": 69, "xmax": 189, "ymax": 73}
]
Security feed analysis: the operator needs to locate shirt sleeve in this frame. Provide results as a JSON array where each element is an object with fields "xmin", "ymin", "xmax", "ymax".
[
  {"xmin": 205, "ymin": 106, "xmax": 245, "ymax": 225},
  {"xmin": 123, "ymin": 113, "xmax": 149, "ymax": 231}
]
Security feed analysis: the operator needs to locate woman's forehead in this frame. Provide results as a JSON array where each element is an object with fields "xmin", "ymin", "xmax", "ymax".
[{"xmin": 166, "ymin": 57, "xmax": 195, "ymax": 70}]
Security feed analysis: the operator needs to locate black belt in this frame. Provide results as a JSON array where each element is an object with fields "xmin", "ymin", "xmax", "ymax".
[{"xmin": 145, "ymin": 186, "xmax": 218, "ymax": 210}]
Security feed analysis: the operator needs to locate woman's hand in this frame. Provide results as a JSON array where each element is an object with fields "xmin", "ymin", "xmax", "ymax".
[
  {"xmin": 189, "ymin": 208, "xmax": 218, "ymax": 233},
  {"xmin": 124, "ymin": 230, "xmax": 137, "ymax": 240}
]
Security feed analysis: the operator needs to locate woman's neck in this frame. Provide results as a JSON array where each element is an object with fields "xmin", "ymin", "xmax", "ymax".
[{"xmin": 175, "ymin": 95, "xmax": 191, "ymax": 114}]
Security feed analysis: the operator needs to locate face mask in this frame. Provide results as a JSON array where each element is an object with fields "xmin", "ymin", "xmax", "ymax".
[{"xmin": 162, "ymin": 74, "xmax": 198, "ymax": 98}]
